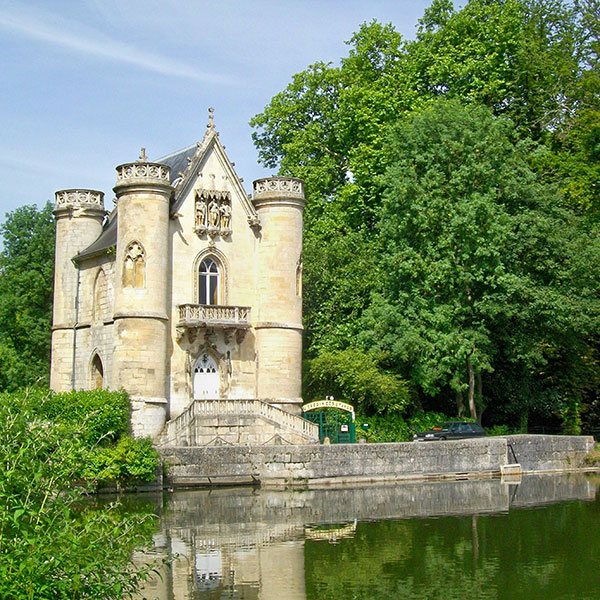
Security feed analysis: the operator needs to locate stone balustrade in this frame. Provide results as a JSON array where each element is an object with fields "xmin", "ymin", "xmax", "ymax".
[
  {"xmin": 115, "ymin": 162, "xmax": 171, "ymax": 184},
  {"xmin": 177, "ymin": 304, "xmax": 251, "ymax": 326}
]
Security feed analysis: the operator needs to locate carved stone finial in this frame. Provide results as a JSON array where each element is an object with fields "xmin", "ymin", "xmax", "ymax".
[
  {"xmin": 207, "ymin": 107, "xmax": 215, "ymax": 129},
  {"xmin": 138, "ymin": 147, "xmax": 148, "ymax": 162}
]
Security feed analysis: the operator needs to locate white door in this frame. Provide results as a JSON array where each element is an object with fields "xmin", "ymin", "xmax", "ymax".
[{"xmin": 193, "ymin": 354, "xmax": 219, "ymax": 399}]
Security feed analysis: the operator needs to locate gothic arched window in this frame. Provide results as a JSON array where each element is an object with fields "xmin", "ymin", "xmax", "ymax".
[
  {"xmin": 199, "ymin": 257, "xmax": 220, "ymax": 305},
  {"xmin": 123, "ymin": 241, "xmax": 145, "ymax": 288}
]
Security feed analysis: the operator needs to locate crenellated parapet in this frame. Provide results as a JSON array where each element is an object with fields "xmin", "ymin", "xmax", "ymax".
[
  {"xmin": 252, "ymin": 177, "xmax": 304, "ymax": 208},
  {"xmin": 115, "ymin": 162, "xmax": 171, "ymax": 185},
  {"xmin": 54, "ymin": 189, "xmax": 105, "ymax": 216}
]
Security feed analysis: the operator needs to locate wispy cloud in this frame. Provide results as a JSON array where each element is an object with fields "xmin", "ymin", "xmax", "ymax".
[
  {"xmin": 0, "ymin": 147, "xmax": 108, "ymax": 182},
  {"xmin": 0, "ymin": 6, "xmax": 236, "ymax": 84}
]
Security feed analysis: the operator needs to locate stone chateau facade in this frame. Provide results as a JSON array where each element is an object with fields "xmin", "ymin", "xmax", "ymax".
[{"xmin": 50, "ymin": 110, "xmax": 318, "ymax": 445}]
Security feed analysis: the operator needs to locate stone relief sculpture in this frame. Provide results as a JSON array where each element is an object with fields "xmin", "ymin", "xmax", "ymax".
[
  {"xmin": 195, "ymin": 193, "xmax": 207, "ymax": 232},
  {"xmin": 208, "ymin": 199, "xmax": 220, "ymax": 229},
  {"xmin": 195, "ymin": 189, "xmax": 233, "ymax": 238},
  {"xmin": 220, "ymin": 201, "xmax": 232, "ymax": 232},
  {"xmin": 123, "ymin": 241, "xmax": 145, "ymax": 288}
]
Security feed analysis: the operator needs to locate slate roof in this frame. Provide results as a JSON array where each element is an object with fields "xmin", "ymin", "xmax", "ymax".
[
  {"xmin": 156, "ymin": 144, "xmax": 197, "ymax": 186},
  {"xmin": 74, "ymin": 209, "xmax": 117, "ymax": 262}
]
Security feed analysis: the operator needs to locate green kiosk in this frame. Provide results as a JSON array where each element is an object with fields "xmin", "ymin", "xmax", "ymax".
[{"xmin": 302, "ymin": 398, "xmax": 356, "ymax": 444}]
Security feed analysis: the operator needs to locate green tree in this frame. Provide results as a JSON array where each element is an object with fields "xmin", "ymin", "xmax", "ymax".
[
  {"xmin": 364, "ymin": 100, "xmax": 599, "ymax": 422},
  {"xmin": 305, "ymin": 348, "xmax": 410, "ymax": 415},
  {"xmin": 252, "ymin": 2, "xmax": 595, "ymax": 359},
  {"xmin": 252, "ymin": 1, "xmax": 599, "ymax": 424},
  {"xmin": 251, "ymin": 22, "xmax": 411, "ymax": 227},
  {"xmin": 410, "ymin": 0, "xmax": 600, "ymax": 218},
  {"xmin": 409, "ymin": 0, "xmax": 585, "ymax": 139},
  {"xmin": 0, "ymin": 203, "xmax": 55, "ymax": 390},
  {"xmin": 251, "ymin": 22, "xmax": 413, "ymax": 357}
]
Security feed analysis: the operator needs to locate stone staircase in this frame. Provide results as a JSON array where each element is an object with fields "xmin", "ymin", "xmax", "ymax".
[{"xmin": 159, "ymin": 399, "xmax": 319, "ymax": 446}]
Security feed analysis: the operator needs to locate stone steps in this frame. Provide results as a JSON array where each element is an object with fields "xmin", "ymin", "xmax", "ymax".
[{"xmin": 159, "ymin": 399, "xmax": 319, "ymax": 446}]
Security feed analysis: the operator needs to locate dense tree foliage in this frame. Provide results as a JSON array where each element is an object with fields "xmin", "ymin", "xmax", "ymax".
[
  {"xmin": 0, "ymin": 203, "xmax": 54, "ymax": 391},
  {"xmin": 252, "ymin": 0, "xmax": 600, "ymax": 431},
  {"xmin": 364, "ymin": 100, "xmax": 598, "ymax": 423}
]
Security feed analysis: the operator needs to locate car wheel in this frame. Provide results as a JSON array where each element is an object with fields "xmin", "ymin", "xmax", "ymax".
[{"xmin": 439, "ymin": 436, "xmax": 446, "ymax": 440}]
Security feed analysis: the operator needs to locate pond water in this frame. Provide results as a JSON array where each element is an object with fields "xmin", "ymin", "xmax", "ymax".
[{"xmin": 134, "ymin": 473, "xmax": 600, "ymax": 600}]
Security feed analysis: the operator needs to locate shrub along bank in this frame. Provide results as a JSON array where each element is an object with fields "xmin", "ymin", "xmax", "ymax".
[
  {"xmin": 0, "ymin": 388, "xmax": 159, "ymax": 599},
  {"xmin": 13, "ymin": 388, "xmax": 160, "ymax": 488}
]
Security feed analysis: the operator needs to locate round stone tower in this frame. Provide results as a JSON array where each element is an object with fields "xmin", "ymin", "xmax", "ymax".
[
  {"xmin": 252, "ymin": 177, "xmax": 305, "ymax": 415},
  {"xmin": 112, "ymin": 152, "xmax": 173, "ymax": 438},
  {"xmin": 51, "ymin": 189, "xmax": 106, "ymax": 391}
]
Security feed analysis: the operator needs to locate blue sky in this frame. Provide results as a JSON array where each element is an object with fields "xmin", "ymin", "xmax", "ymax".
[{"xmin": 0, "ymin": 0, "xmax": 435, "ymax": 220}]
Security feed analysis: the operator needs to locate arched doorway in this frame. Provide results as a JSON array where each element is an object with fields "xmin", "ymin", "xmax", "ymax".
[
  {"xmin": 193, "ymin": 353, "xmax": 219, "ymax": 399},
  {"xmin": 91, "ymin": 354, "xmax": 104, "ymax": 389}
]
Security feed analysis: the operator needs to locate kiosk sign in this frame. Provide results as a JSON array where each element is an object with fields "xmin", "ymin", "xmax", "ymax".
[{"xmin": 302, "ymin": 400, "xmax": 355, "ymax": 422}]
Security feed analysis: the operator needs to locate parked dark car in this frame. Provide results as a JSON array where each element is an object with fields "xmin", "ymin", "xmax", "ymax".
[{"xmin": 413, "ymin": 421, "xmax": 486, "ymax": 441}]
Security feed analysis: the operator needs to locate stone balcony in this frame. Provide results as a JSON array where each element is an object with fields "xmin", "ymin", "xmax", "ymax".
[{"xmin": 177, "ymin": 304, "xmax": 251, "ymax": 338}]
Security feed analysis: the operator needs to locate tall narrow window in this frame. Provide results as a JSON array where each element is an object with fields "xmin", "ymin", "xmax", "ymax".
[
  {"xmin": 93, "ymin": 269, "xmax": 107, "ymax": 323},
  {"xmin": 296, "ymin": 258, "xmax": 303, "ymax": 297},
  {"xmin": 91, "ymin": 354, "xmax": 104, "ymax": 389},
  {"xmin": 199, "ymin": 258, "xmax": 220, "ymax": 305}
]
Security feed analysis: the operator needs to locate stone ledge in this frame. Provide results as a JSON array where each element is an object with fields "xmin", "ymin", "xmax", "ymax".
[{"xmin": 254, "ymin": 322, "xmax": 303, "ymax": 331}]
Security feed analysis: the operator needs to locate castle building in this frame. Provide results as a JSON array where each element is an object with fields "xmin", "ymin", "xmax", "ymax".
[{"xmin": 50, "ymin": 111, "xmax": 318, "ymax": 445}]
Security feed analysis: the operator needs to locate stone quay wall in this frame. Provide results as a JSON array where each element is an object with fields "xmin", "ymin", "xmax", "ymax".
[
  {"xmin": 504, "ymin": 434, "xmax": 594, "ymax": 472},
  {"xmin": 159, "ymin": 434, "xmax": 595, "ymax": 489}
]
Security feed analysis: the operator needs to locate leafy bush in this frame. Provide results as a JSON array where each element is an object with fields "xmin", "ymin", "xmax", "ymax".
[
  {"xmin": 407, "ymin": 412, "xmax": 451, "ymax": 436},
  {"xmin": 38, "ymin": 389, "xmax": 131, "ymax": 445},
  {"xmin": 83, "ymin": 436, "xmax": 160, "ymax": 487},
  {"xmin": 0, "ymin": 388, "xmax": 159, "ymax": 488},
  {"xmin": 0, "ymin": 389, "xmax": 157, "ymax": 598},
  {"xmin": 358, "ymin": 411, "xmax": 449, "ymax": 442},
  {"xmin": 358, "ymin": 413, "xmax": 411, "ymax": 442},
  {"xmin": 486, "ymin": 424, "xmax": 511, "ymax": 436}
]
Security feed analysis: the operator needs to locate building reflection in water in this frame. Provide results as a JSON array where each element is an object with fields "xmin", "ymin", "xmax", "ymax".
[{"xmin": 134, "ymin": 474, "xmax": 596, "ymax": 599}]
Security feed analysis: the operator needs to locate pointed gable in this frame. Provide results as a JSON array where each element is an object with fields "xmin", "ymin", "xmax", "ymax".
[{"xmin": 157, "ymin": 108, "xmax": 258, "ymax": 226}]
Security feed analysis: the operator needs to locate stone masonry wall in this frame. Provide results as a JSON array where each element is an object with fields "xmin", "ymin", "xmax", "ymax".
[
  {"xmin": 161, "ymin": 435, "xmax": 595, "ymax": 488},
  {"xmin": 504, "ymin": 434, "xmax": 594, "ymax": 471},
  {"xmin": 162, "ymin": 438, "xmax": 507, "ymax": 487}
]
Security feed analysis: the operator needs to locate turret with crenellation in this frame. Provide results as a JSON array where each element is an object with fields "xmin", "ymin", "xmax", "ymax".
[{"xmin": 50, "ymin": 189, "xmax": 106, "ymax": 391}]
